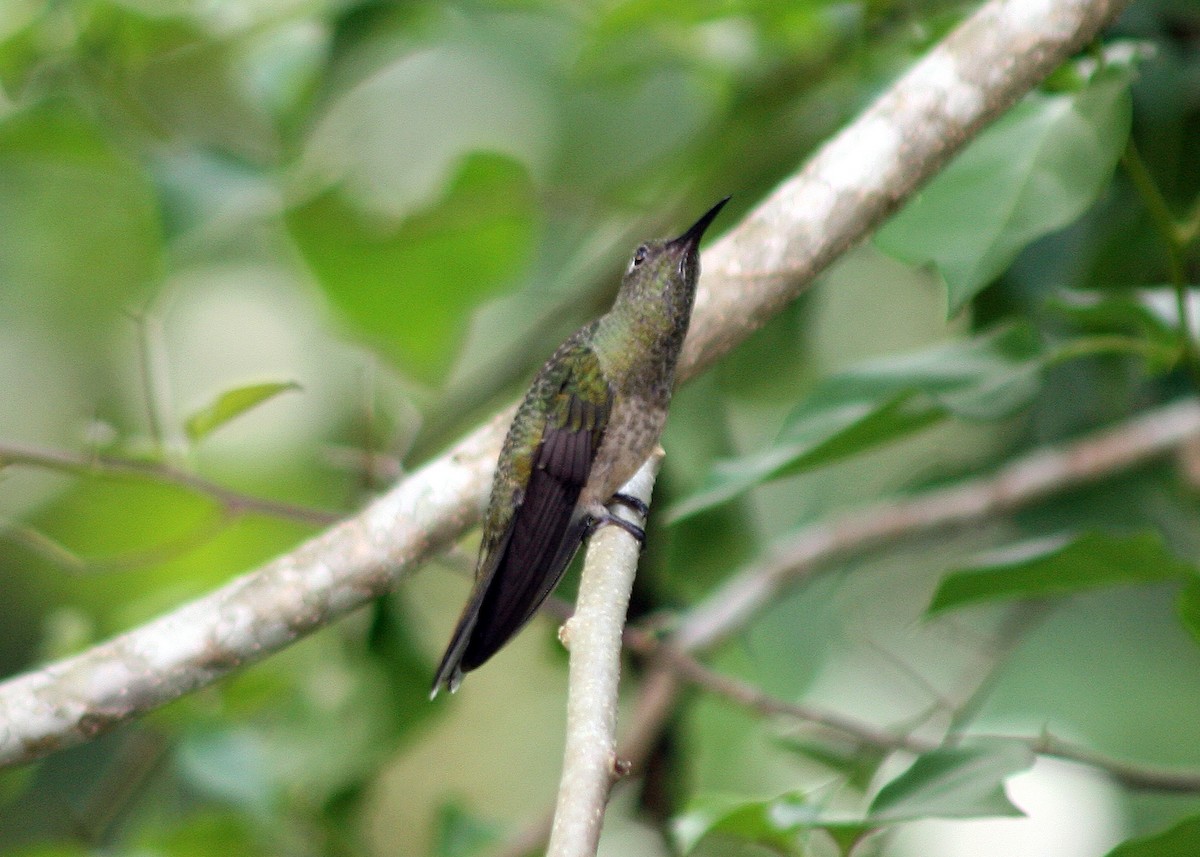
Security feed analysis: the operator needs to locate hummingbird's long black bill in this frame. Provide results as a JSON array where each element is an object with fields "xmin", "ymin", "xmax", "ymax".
[{"xmin": 668, "ymin": 195, "xmax": 731, "ymax": 250}]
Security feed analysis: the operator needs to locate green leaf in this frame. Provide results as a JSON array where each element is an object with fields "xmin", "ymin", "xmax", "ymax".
[
  {"xmin": 672, "ymin": 791, "xmax": 869, "ymax": 857},
  {"xmin": 1103, "ymin": 815, "xmax": 1200, "ymax": 857},
  {"xmin": 0, "ymin": 764, "xmax": 34, "ymax": 804},
  {"xmin": 667, "ymin": 318, "xmax": 1177, "ymax": 523},
  {"xmin": 433, "ymin": 801, "xmax": 501, "ymax": 857},
  {"xmin": 3, "ymin": 846, "xmax": 91, "ymax": 857},
  {"xmin": 875, "ymin": 66, "xmax": 1133, "ymax": 313},
  {"xmin": 297, "ymin": 34, "xmax": 553, "ymax": 219},
  {"xmin": 176, "ymin": 729, "xmax": 276, "ymax": 819},
  {"xmin": 184, "ymin": 381, "xmax": 302, "ymax": 443},
  {"xmin": 137, "ymin": 811, "xmax": 263, "ymax": 857},
  {"xmin": 929, "ymin": 531, "xmax": 1195, "ymax": 614},
  {"xmin": 0, "ymin": 101, "xmax": 162, "ymax": 334},
  {"xmin": 1177, "ymin": 577, "xmax": 1200, "ymax": 649},
  {"xmin": 774, "ymin": 734, "xmax": 889, "ymax": 793},
  {"xmin": 868, "ymin": 741, "xmax": 1034, "ymax": 821},
  {"xmin": 667, "ymin": 324, "xmax": 1044, "ymax": 522},
  {"xmin": 367, "ymin": 595, "xmax": 439, "ymax": 734},
  {"xmin": 672, "ymin": 744, "xmax": 1032, "ymax": 857},
  {"xmin": 286, "ymin": 153, "xmax": 537, "ymax": 383},
  {"xmin": 117, "ymin": 17, "xmax": 280, "ymax": 163},
  {"xmin": 1048, "ymin": 291, "xmax": 1183, "ymax": 373}
]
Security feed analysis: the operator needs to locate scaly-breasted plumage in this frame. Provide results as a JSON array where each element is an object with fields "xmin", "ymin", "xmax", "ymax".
[{"xmin": 432, "ymin": 198, "xmax": 729, "ymax": 696}]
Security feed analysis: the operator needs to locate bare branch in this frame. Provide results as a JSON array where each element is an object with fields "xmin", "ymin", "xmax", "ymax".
[
  {"xmin": 0, "ymin": 0, "xmax": 1132, "ymax": 769},
  {"xmin": 0, "ymin": 440, "xmax": 340, "ymax": 527},
  {"xmin": 548, "ymin": 453, "xmax": 662, "ymax": 857},
  {"xmin": 128, "ymin": 309, "xmax": 180, "ymax": 462},
  {"xmin": 0, "ymin": 412, "xmax": 506, "ymax": 767}
]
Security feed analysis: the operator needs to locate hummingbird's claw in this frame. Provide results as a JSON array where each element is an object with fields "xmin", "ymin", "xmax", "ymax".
[
  {"xmin": 586, "ymin": 510, "xmax": 646, "ymax": 544},
  {"xmin": 610, "ymin": 493, "xmax": 649, "ymax": 518}
]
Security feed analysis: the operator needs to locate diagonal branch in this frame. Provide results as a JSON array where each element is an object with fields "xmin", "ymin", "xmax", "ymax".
[{"xmin": 0, "ymin": 0, "xmax": 1132, "ymax": 769}]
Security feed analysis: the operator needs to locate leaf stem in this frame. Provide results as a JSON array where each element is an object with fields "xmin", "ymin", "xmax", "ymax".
[{"xmin": 1121, "ymin": 140, "xmax": 1200, "ymax": 388}]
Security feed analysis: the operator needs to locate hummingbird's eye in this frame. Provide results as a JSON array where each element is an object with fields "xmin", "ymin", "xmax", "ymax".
[{"xmin": 632, "ymin": 246, "xmax": 648, "ymax": 266}]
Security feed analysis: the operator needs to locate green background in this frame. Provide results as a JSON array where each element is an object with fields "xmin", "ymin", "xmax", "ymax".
[{"xmin": 0, "ymin": 1, "xmax": 1199, "ymax": 855}]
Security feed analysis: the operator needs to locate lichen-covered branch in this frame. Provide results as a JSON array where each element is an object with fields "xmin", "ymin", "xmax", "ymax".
[
  {"xmin": 685, "ymin": 0, "xmax": 1131, "ymax": 376},
  {"xmin": 0, "ymin": 412, "xmax": 506, "ymax": 767}
]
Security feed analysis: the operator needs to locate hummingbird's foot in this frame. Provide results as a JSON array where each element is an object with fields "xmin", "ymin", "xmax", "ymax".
[
  {"xmin": 610, "ymin": 493, "xmax": 649, "ymax": 518},
  {"xmin": 586, "ymin": 509, "xmax": 646, "ymax": 544}
]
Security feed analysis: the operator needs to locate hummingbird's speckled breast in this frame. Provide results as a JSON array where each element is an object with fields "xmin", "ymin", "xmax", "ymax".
[
  {"xmin": 580, "ymin": 303, "xmax": 684, "ymax": 511},
  {"xmin": 579, "ymin": 388, "xmax": 670, "ymax": 510}
]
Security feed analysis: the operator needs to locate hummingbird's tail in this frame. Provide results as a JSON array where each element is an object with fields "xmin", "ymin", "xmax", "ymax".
[
  {"xmin": 430, "ymin": 471, "xmax": 590, "ymax": 698},
  {"xmin": 431, "ymin": 355, "xmax": 611, "ymax": 697},
  {"xmin": 429, "ymin": 596, "xmax": 478, "ymax": 698}
]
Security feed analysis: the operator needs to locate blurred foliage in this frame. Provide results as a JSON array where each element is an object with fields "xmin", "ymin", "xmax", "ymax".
[{"xmin": 0, "ymin": 0, "xmax": 1198, "ymax": 856}]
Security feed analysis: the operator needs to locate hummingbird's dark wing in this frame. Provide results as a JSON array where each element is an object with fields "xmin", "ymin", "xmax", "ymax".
[{"xmin": 431, "ymin": 345, "xmax": 611, "ymax": 694}]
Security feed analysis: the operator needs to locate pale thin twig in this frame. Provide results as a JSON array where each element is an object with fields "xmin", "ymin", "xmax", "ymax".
[
  {"xmin": 128, "ymin": 309, "xmax": 186, "ymax": 463},
  {"xmin": 548, "ymin": 453, "xmax": 663, "ymax": 857},
  {"xmin": 943, "ymin": 601, "xmax": 1055, "ymax": 736}
]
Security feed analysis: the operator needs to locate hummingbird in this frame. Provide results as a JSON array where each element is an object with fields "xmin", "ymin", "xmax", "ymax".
[{"xmin": 431, "ymin": 197, "xmax": 730, "ymax": 697}]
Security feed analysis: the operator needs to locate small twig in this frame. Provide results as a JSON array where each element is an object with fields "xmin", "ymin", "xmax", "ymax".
[
  {"xmin": 72, "ymin": 730, "xmax": 169, "ymax": 844},
  {"xmin": 548, "ymin": 453, "xmax": 663, "ymax": 857},
  {"xmin": 625, "ymin": 630, "xmax": 928, "ymax": 753},
  {"xmin": 321, "ymin": 444, "xmax": 404, "ymax": 484},
  {"xmin": 854, "ymin": 632, "xmax": 959, "ymax": 717},
  {"xmin": 1122, "ymin": 141, "xmax": 1184, "ymax": 252},
  {"xmin": 943, "ymin": 602, "xmax": 1054, "ymax": 736},
  {"xmin": 632, "ymin": 637, "xmax": 1200, "ymax": 793},
  {"xmin": 0, "ymin": 440, "xmax": 339, "ymax": 527},
  {"xmin": 129, "ymin": 310, "xmax": 186, "ymax": 463},
  {"xmin": 0, "ymin": 510, "xmax": 237, "ymax": 574},
  {"xmin": 490, "ymin": 667, "xmax": 686, "ymax": 857}
]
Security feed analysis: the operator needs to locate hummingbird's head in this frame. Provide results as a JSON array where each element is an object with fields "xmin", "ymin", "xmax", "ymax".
[{"xmin": 618, "ymin": 197, "xmax": 730, "ymax": 309}]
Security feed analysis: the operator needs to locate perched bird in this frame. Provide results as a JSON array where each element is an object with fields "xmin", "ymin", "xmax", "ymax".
[{"xmin": 431, "ymin": 198, "xmax": 730, "ymax": 697}]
